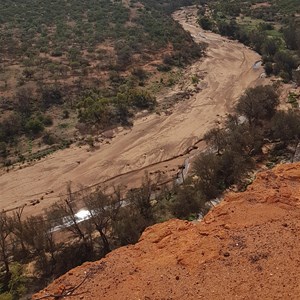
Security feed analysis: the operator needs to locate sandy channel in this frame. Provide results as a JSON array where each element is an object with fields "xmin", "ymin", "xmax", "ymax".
[{"xmin": 0, "ymin": 6, "xmax": 267, "ymax": 215}]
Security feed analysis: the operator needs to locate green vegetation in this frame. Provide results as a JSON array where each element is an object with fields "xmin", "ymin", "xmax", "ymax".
[
  {"xmin": 0, "ymin": 174, "xmax": 209, "ymax": 297},
  {"xmin": 0, "ymin": 0, "xmax": 205, "ymax": 166},
  {"xmin": 2, "ymin": 83, "xmax": 300, "ymax": 298},
  {"xmin": 1, "ymin": 0, "xmax": 300, "ymax": 297},
  {"xmin": 197, "ymin": 0, "xmax": 300, "ymax": 82},
  {"xmin": 77, "ymin": 88, "xmax": 157, "ymax": 129},
  {"xmin": 0, "ymin": 263, "xmax": 27, "ymax": 300},
  {"xmin": 197, "ymin": 84, "xmax": 300, "ymax": 198}
]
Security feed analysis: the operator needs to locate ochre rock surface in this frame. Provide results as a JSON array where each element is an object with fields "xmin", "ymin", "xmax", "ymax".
[{"xmin": 33, "ymin": 163, "xmax": 300, "ymax": 300}]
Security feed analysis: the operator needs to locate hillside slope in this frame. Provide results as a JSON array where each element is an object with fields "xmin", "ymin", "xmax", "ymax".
[{"xmin": 34, "ymin": 162, "xmax": 300, "ymax": 300}]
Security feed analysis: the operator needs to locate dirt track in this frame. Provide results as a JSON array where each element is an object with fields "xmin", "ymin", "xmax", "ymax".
[{"xmin": 0, "ymin": 6, "xmax": 267, "ymax": 214}]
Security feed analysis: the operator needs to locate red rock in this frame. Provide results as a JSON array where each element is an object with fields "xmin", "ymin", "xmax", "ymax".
[{"xmin": 33, "ymin": 163, "xmax": 300, "ymax": 300}]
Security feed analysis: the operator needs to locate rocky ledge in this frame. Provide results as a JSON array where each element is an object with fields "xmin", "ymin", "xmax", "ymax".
[{"xmin": 34, "ymin": 162, "xmax": 300, "ymax": 300}]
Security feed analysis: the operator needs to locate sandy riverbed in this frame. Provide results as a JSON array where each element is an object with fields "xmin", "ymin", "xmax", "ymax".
[{"xmin": 0, "ymin": 6, "xmax": 267, "ymax": 215}]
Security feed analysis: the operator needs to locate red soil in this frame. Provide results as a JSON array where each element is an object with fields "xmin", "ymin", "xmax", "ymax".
[{"xmin": 34, "ymin": 162, "xmax": 300, "ymax": 300}]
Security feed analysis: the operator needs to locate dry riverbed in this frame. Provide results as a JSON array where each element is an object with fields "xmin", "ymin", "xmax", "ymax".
[{"xmin": 0, "ymin": 6, "xmax": 267, "ymax": 215}]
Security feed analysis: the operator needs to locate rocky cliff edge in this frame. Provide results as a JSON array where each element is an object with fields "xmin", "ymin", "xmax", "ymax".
[{"xmin": 33, "ymin": 162, "xmax": 300, "ymax": 300}]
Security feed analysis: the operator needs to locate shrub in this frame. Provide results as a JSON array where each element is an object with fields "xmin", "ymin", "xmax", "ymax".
[
  {"xmin": 198, "ymin": 16, "xmax": 213, "ymax": 30},
  {"xmin": 236, "ymin": 85, "xmax": 279, "ymax": 125},
  {"xmin": 42, "ymin": 132, "xmax": 57, "ymax": 145},
  {"xmin": 25, "ymin": 118, "xmax": 44, "ymax": 135},
  {"xmin": 271, "ymin": 110, "xmax": 300, "ymax": 143},
  {"xmin": 170, "ymin": 184, "xmax": 207, "ymax": 219},
  {"xmin": 127, "ymin": 89, "xmax": 157, "ymax": 110},
  {"xmin": 264, "ymin": 62, "xmax": 273, "ymax": 76}
]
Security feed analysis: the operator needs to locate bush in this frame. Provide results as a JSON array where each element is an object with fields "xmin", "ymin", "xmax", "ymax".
[
  {"xmin": 0, "ymin": 292, "xmax": 12, "ymax": 300},
  {"xmin": 0, "ymin": 263, "xmax": 27, "ymax": 300},
  {"xmin": 193, "ymin": 152, "xmax": 221, "ymax": 199},
  {"xmin": 157, "ymin": 64, "xmax": 172, "ymax": 72},
  {"xmin": 198, "ymin": 16, "xmax": 213, "ymax": 30},
  {"xmin": 236, "ymin": 85, "xmax": 279, "ymax": 125},
  {"xmin": 271, "ymin": 110, "xmax": 300, "ymax": 143},
  {"xmin": 0, "ymin": 142, "xmax": 8, "ymax": 158},
  {"xmin": 40, "ymin": 86, "xmax": 63, "ymax": 110},
  {"xmin": 264, "ymin": 62, "xmax": 273, "ymax": 76},
  {"xmin": 40, "ymin": 115, "xmax": 53, "ymax": 127},
  {"xmin": 170, "ymin": 184, "xmax": 207, "ymax": 219},
  {"xmin": 42, "ymin": 132, "xmax": 57, "ymax": 145},
  {"xmin": 126, "ymin": 89, "xmax": 157, "ymax": 110},
  {"xmin": 25, "ymin": 118, "xmax": 44, "ymax": 135}
]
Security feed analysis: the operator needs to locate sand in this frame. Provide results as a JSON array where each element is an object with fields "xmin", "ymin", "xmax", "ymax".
[{"xmin": 0, "ymin": 6, "xmax": 267, "ymax": 215}]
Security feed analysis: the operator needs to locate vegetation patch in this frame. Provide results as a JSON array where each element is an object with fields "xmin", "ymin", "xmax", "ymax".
[
  {"xmin": 197, "ymin": 0, "xmax": 300, "ymax": 83},
  {"xmin": 0, "ymin": 0, "xmax": 205, "ymax": 167}
]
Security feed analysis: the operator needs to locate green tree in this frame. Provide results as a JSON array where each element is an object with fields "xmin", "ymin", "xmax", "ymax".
[
  {"xmin": 198, "ymin": 16, "xmax": 213, "ymax": 30},
  {"xmin": 193, "ymin": 152, "xmax": 221, "ymax": 199},
  {"xmin": 170, "ymin": 184, "xmax": 207, "ymax": 219},
  {"xmin": 236, "ymin": 85, "xmax": 279, "ymax": 126},
  {"xmin": 271, "ymin": 110, "xmax": 300, "ymax": 144},
  {"xmin": 25, "ymin": 118, "xmax": 44, "ymax": 135},
  {"xmin": 263, "ymin": 38, "xmax": 279, "ymax": 57},
  {"xmin": 204, "ymin": 127, "xmax": 227, "ymax": 155}
]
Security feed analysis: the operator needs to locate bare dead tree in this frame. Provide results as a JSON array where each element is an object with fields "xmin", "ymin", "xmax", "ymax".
[
  {"xmin": 11, "ymin": 205, "xmax": 27, "ymax": 254},
  {"xmin": 83, "ymin": 187, "xmax": 122, "ymax": 255},
  {"xmin": 0, "ymin": 211, "xmax": 13, "ymax": 288},
  {"xmin": 47, "ymin": 183, "xmax": 91, "ymax": 251}
]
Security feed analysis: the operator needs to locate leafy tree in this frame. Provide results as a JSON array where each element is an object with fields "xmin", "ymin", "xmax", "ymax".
[
  {"xmin": 25, "ymin": 118, "xmax": 44, "ymax": 135},
  {"xmin": 235, "ymin": 85, "xmax": 279, "ymax": 126},
  {"xmin": 78, "ymin": 97, "xmax": 114, "ymax": 128},
  {"xmin": 198, "ymin": 16, "xmax": 213, "ymax": 31},
  {"xmin": 0, "ymin": 142, "xmax": 8, "ymax": 158},
  {"xmin": 40, "ymin": 86, "xmax": 63, "ymax": 110},
  {"xmin": 217, "ymin": 20, "xmax": 238, "ymax": 38},
  {"xmin": 274, "ymin": 51, "xmax": 298, "ymax": 80},
  {"xmin": 263, "ymin": 38, "xmax": 279, "ymax": 57},
  {"xmin": 293, "ymin": 69, "xmax": 300, "ymax": 85},
  {"xmin": 15, "ymin": 87, "xmax": 34, "ymax": 118},
  {"xmin": 218, "ymin": 149, "xmax": 253, "ymax": 187},
  {"xmin": 112, "ymin": 205, "xmax": 148, "ymax": 246},
  {"xmin": 22, "ymin": 215, "xmax": 56, "ymax": 275},
  {"xmin": 264, "ymin": 62, "xmax": 273, "ymax": 76},
  {"xmin": 112, "ymin": 175, "xmax": 156, "ymax": 245},
  {"xmin": 204, "ymin": 127, "xmax": 227, "ymax": 155},
  {"xmin": 131, "ymin": 67, "xmax": 148, "ymax": 82},
  {"xmin": 271, "ymin": 110, "xmax": 300, "ymax": 144},
  {"xmin": 249, "ymin": 31, "xmax": 267, "ymax": 54},
  {"xmin": 0, "ymin": 114, "xmax": 22, "ymax": 142},
  {"xmin": 126, "ymin": 175, "xmax": 155, "ymax": 222},
  {"xmin": 126, "ymin": 89, "xmax": 157, "ymax": 110},
  {"xmin": 225, "ymin": 123, "xmax": 264, "ymax": 156},
  {"xmin": 170, "ymin": 184, "xmax": 207, "ymax": 219},
  {"xmin": 283, "ymin": 18, "xmax": 300, "ymax": 51},
  {"xmin": 193, "ymin": 152, "xmax": 221, "ymax": 199}
]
